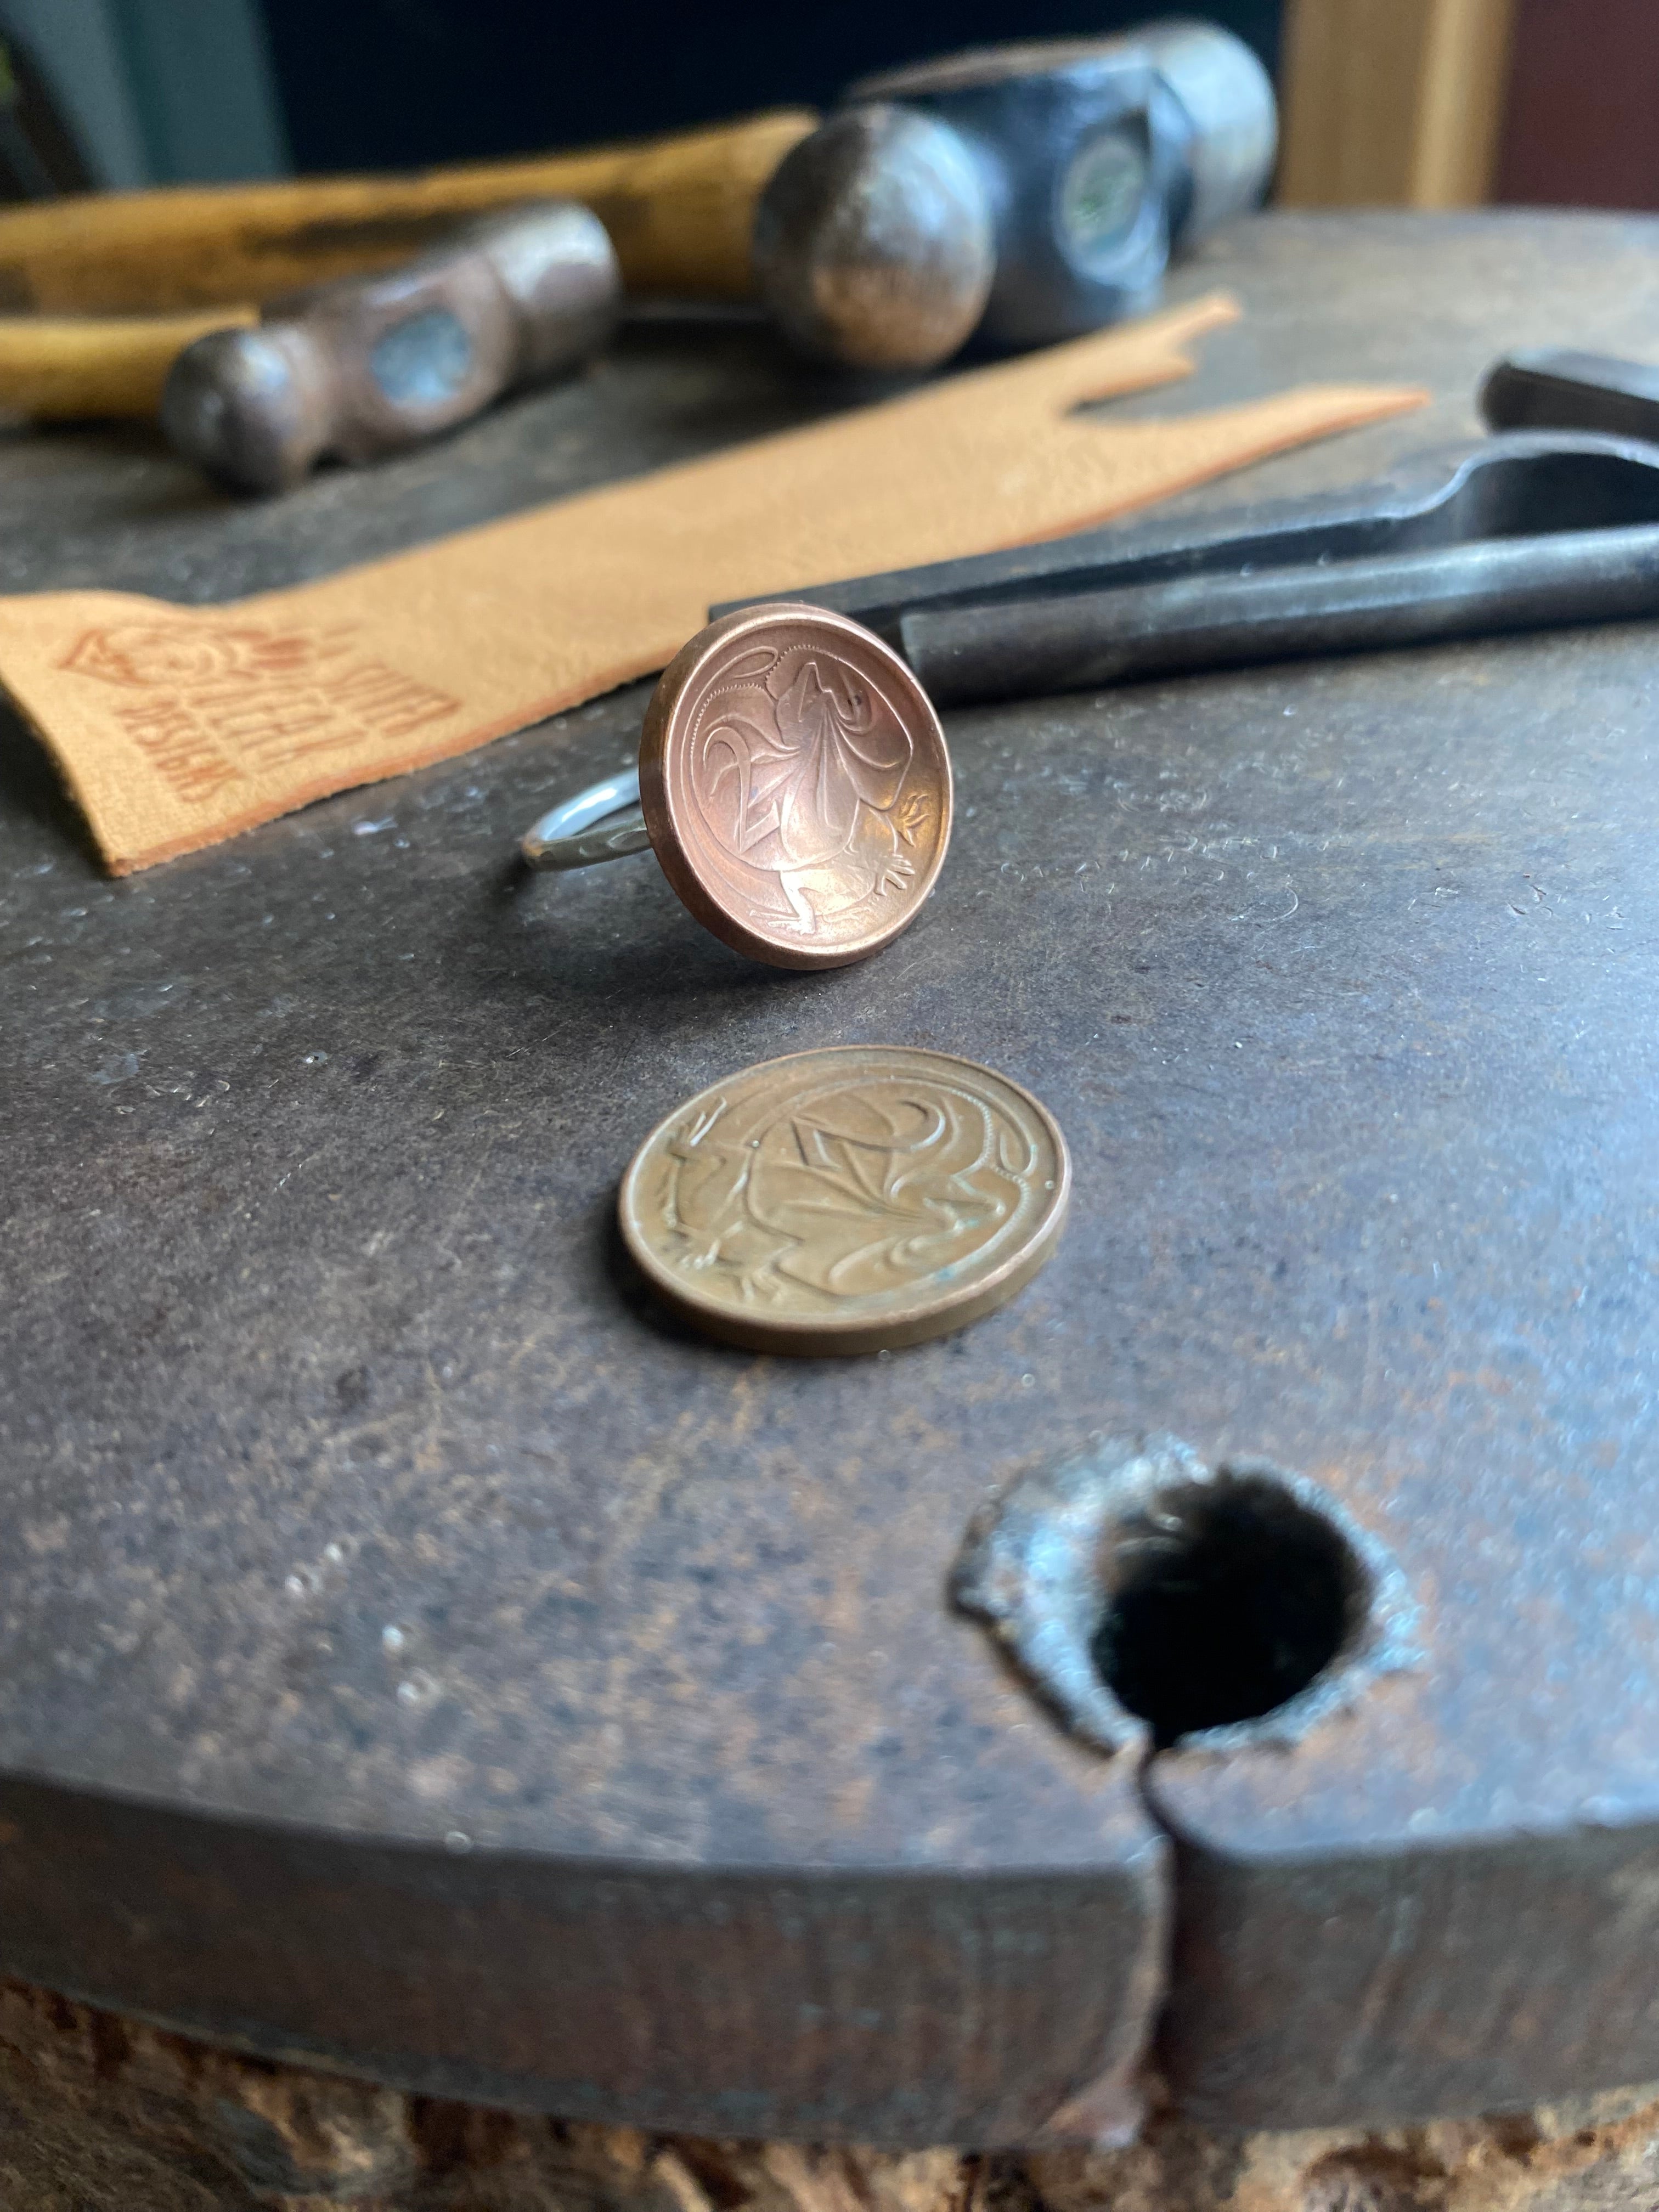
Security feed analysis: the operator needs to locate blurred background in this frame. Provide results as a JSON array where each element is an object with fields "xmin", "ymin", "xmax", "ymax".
[{"xmin": 0, "ymin": 0, "xmax": 1652, "ymax": 213}]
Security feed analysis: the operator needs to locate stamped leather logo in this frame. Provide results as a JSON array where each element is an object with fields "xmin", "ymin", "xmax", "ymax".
[{"xmin": 59, "ymin": 618, "xmax": 462, "ymax": 806}]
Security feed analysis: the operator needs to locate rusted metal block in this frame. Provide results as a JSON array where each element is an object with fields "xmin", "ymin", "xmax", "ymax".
[{"xmin": 4, "ymin": 211, "xmax": 1659, "ymax": 2145}]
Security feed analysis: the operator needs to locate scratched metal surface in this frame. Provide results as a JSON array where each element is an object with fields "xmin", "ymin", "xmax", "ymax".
[{"xmin": 2, "ymin": 212, "xmax": 1659, "ymax": 2138}]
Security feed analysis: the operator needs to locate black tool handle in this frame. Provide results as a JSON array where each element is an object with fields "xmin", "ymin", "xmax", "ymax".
[
  {"xmin": 1481, "ymin": 349, "xmax": 1659, "ymax": 445},
  {"xmin": 900, "ymin": 523, "xmax": 1659, "ymax": 706}
]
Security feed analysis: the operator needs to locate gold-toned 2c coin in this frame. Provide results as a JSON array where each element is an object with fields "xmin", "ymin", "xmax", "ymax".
[
  {"xmin": 640, "ymin": 603, "xmax": 952, "ymax": 970},
  {"xmin": 619, "ymin": 1045, "xmax": 1070, "ymax": 1355}
]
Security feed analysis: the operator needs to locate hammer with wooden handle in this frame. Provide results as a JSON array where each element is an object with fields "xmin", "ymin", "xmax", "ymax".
[
  {"xmin": 0, "ymin": 110, "xmax": 812, "ymax": 425},
  {"xmin": 160, "ymin": 201, "xmax": 620, "ymax": 494},
  {"xmin": 0, "ymin": 98, "xmax": 978, "ymax": 412}
]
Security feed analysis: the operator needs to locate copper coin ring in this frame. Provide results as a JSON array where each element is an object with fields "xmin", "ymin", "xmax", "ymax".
[
  {"xmin": 619, "ymin": 1045, "xmax": 1071, "ymax": 1355},
  {"xmin": 639, "ymin": 602, "xmax": 952, "ymax": 969}
]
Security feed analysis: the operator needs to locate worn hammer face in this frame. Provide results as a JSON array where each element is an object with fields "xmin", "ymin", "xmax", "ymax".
[
  {"xmin": 752, "ymin": 105, "xmax": 996, "ymax": 373},
  {"xmin": 847, "ymin": 25, "xmax": 1276, "ymax": 353}
]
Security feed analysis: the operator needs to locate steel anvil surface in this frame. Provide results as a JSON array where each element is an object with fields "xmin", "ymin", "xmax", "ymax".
[{"xmin": 2, "ymin": 212, "xmax": 1658, "ymax": 2145}]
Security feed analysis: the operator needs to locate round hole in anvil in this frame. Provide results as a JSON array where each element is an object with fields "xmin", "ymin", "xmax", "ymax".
[{"xmin": 1092, "ymin": 1470, "xmax": 1369, "ymax": 1749}]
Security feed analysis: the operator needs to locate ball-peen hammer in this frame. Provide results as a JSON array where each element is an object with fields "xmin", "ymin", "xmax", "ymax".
[{"xmin": 160, "ymin": 201, "xmax": 621, "ymax": 494}]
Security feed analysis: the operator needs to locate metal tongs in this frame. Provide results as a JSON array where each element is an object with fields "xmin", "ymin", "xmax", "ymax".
[{"xmin": 717, "ymin": 349, "xmax": 1659, "ymax": 705}]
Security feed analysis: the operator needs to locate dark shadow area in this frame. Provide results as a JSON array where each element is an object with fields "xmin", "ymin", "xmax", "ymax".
[
  {"xmin": 1093, "ymin": 1468, "xmax": 1367, "ymax": 1747},
  {"xmin": 262, "ymin": 0, "xmax": 1279, "ymax": 175},
  {"xmin": 0, "ymin": 703, "xmax": 97, "ymax": 863},
  {"xmin": 0, "ymin": 24, "xmax": 92, "ymax": 201}
]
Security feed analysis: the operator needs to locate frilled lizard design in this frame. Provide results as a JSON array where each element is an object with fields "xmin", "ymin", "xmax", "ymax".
[
  {"xmin": 662, "ymin": 1078, "xmax": 1034, "ymax": 1306},
  {"xmin": 692, "ymin": 645, "xmax": 928, "ymax": 933}
]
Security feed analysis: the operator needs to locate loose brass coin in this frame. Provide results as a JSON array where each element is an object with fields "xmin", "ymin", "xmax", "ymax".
[
  {"xmin": 619, "ymin": 1045, "xmax": 1070, "ymax": 1355},
  {"xmin": 639, "ymin": 602, "xmax": 952, "ymax": 970}
]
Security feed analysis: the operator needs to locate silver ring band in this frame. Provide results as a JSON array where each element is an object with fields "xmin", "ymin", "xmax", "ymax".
[{"xmin": 521, "ymin": 768, "xmax": 651, "ymax": 871}]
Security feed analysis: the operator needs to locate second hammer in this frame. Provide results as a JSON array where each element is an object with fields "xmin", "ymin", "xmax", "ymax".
[{"xmin": 162, "ymin": 201, "xmax": 620, "ymax": 495}]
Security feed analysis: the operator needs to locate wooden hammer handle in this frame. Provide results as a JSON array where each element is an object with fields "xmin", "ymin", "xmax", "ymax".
[
  {"xmin": 0, "ymin": 308, "xmax": 258, "ymax": 418},
  {"xmin": 0, "ymin": 110, "xmax": 816, "ymax": 315}
]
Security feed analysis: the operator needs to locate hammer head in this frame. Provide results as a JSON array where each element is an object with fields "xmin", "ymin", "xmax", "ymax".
[
  {"xmin": 161, "ymin": 201, "xmax": 619, "ymax": 494},
  {"xmin": 760, "ymin": 19, "xmax": 1276, "ymax": 368},
  {"xmin": 752, "ymin": 105, "xmax": 995, "ymax": 372}
]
